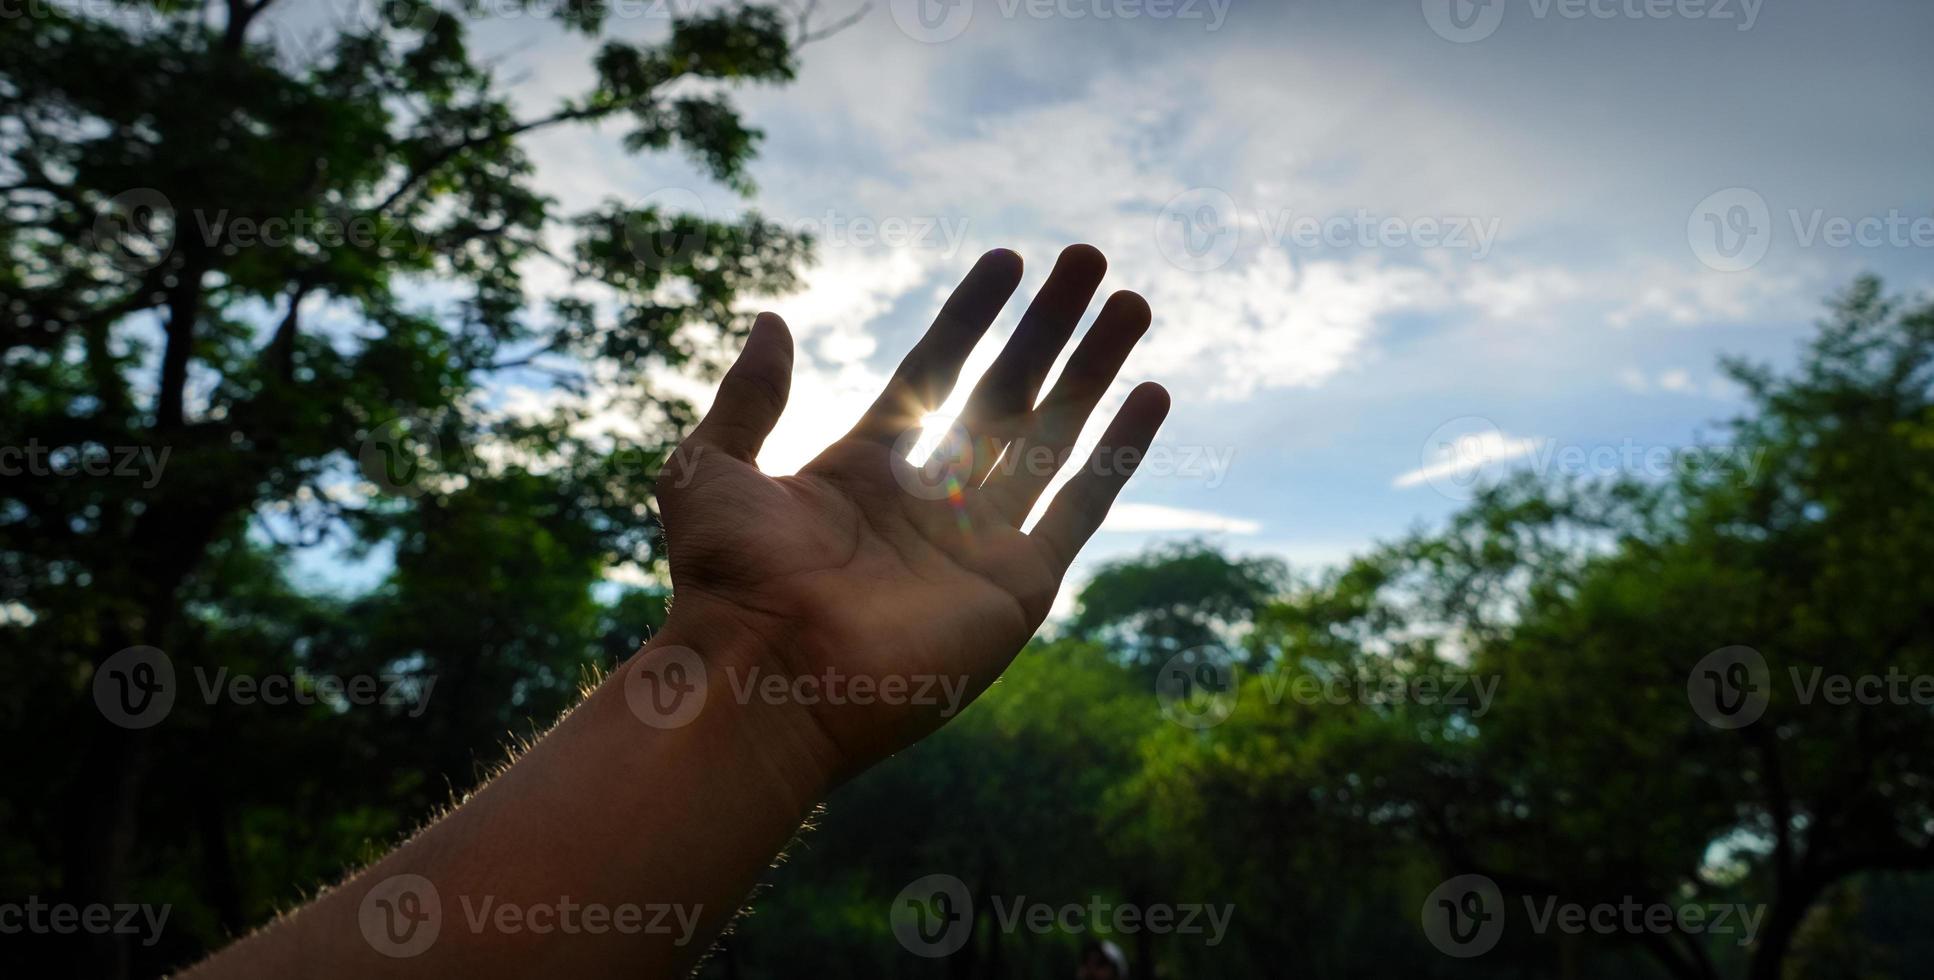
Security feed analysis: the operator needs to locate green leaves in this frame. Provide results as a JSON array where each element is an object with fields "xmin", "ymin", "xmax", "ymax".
[
  {"xmin": 665, "ymin": 5, "xmax": 797, "ymax": 81},
  {"xmin": 1070, "ymin": 540, "xmax": 1287, "ymax": 668},
  {"xmin": 1120, "ymin": 281, "xmax": 1934, "ymax": 977},
  {"xmin": 2, "ymin": 5, "xmax": 818, "ymax": 970}
]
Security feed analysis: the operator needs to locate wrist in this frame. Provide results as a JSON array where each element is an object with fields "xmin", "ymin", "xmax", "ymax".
[{"xmin": 609, "ymin": 600, "xmax": 843, "ymax": 814}]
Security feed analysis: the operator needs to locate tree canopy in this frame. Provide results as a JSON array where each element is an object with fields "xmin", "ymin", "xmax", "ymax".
[
  {"xmin": 707, "ymin": 277, "xmax": 1934, "ymax": 979},
  {"xmin": 2, "ymin": 2, "xmax": 828, "ymax": 974},
  {"xmin": 3, "ymin": 3, "xmax": 1930, "ymax": 976}
]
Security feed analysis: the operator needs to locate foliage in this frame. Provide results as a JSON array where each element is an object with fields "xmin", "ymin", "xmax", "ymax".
[
  {"xmin": 1116, "ymin": 276, "xmax": 1934, "ymax": 980},
  {"xmin": 1069, "ymin": 539, "xmax": 1286, "ymax": 669},
  {"xmin": 1, "ymin": 1, "xmax": 821, "ymax": 975},
  {"xmin": 4, "ymin": 6, "xmax": 1930, "ymax": 973},
  {"xmin": 706, "ymin": 278, "xmax": 1934, "ymax": 979}
]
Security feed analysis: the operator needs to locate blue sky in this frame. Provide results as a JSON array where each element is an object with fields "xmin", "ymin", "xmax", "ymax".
[{"xmin": 296, "ymin": 0, "xmax": 1934, "ymax": 603}]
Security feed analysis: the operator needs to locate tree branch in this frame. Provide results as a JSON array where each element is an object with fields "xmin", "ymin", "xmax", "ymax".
[
  {"xmin": 487, "ymin": 336, "xmax": 567, "ymax": 372},
  {"xmin": 374, "ymin": 104, "xmax": 610, "ymax": 217},
  {"xmin": 265, "ymin": 280, "xmax": 312, "ymax": 383},
  {"xmin": 155, "ymin": 247, "xmax": 212, "ymax": 430}
]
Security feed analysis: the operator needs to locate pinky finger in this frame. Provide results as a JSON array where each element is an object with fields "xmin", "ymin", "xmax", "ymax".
[{"xmin": 1030, "ymin": 382, "xmax": 1171, "ymax": 575}]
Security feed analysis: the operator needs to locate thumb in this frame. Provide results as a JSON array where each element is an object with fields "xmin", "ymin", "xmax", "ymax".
[{"xmin": 690, "ymin": 312, "xmax": 793, "ymax": 462}]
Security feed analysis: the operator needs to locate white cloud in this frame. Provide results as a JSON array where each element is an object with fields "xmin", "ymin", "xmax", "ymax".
[
  {"xmin": 420, "ymin": 0, "xmax": 1897, "ymax": 582},
  {"xmin": 1605, "ymin": 260, "xmax": 1815, "ymax": 328},
  {"xmin": 1615, "ymin": 366, "xmax": 1729, "ymax": 399},
  {"xmin": 1137, "ymin": 254, "xmax": 1450, "ymax": 401},
  {"xmin": 1099, "ymin": 503, "xmax": 1261, "ymax": 535},
  {"xmin": 743, "ymin": 247, "xmax": 953, "ymax": 475},
  {"xmin": 1392, "ymin": 430, "xmax": 1542, "ymax": 489},
  {"xmin": 1462, "ymin": 265, "xmax": 1589, "ymax": 323}
]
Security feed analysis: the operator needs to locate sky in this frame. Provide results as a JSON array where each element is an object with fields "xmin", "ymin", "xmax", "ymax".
[{"xmin": 293, "ymin": 0, "xmax": 1934, "ymax": 603}]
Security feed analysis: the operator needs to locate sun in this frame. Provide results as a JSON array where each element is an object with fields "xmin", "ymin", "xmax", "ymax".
[{"xmin": 905, "ymin": 411, "xmax": 959, "ymax": 464}]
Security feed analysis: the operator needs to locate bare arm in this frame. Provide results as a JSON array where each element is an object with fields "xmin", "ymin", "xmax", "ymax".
[{"xmin": 182, "ymin": 244, "xmax": 1169, "ymax": 978}]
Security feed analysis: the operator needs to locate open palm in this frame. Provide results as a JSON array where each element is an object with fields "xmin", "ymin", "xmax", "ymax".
[{"xmin": 656, "ymin": 246, "xmax": 1169, "ymax": 775}]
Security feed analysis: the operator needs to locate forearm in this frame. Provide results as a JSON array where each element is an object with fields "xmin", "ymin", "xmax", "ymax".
[
  {"xmin": 180, "ymin": 247, "xmax": 1166, "ymax": 978},
  {"xmin": 182, "ymin": 616, "xmax": 835, "ymax": 979}
]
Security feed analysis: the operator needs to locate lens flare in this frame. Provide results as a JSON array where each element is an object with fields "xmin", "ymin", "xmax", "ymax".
[{"xmin": 914, "ymin": 412, "xmax": 973, "ymax": 534}]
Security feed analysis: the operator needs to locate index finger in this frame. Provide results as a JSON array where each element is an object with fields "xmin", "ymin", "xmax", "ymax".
[{"xmin": 845, "ymin": 249, "xmax": 1024, "ymax": 445}]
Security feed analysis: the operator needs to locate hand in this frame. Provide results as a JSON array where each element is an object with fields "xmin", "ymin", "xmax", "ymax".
[
  {"xmin": 657, "ymin": 245, "xmax": 1169, "ymax": 782},
  {"xmin": 180, "ymin": 246, "xmax": 1170, "ymax": 980}
]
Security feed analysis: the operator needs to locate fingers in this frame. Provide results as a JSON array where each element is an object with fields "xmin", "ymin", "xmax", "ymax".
[
  {"xmin": 955, "ymin": 244, "xmax": 1108, "ymax": 483},
  {"xmin": 689, "ymin": 312, "xmax": 793, "ymax": 462},
  {"xmin": 982, "ymin": 290, "xmax": 1153, "ymax": 522},
  {"xmin": 847, "ymin": 249, "xmax": 1024, "ymax": 445},
  {"xmin": 1030, "ymin": 382, "xmax": 1171, "ymax": 575}
]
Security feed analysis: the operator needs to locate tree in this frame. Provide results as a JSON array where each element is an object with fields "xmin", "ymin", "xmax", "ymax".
[
  {"xmin": 1128, "ymin": 277, "xmax": 1934, "ymax": 979},
  {"xmin": 701, "ymin": 636, "xmax": 1165, "ymax": 980},
  {"xmin": 0, "ymin": 2, "xmax": 848, "ymax": 974},
  {"xmin": 707, "ymin": 541, "xmax": 1289, "ymax": 979},
  {"xmin": 1069, "ymin": 539, "xmax": 1286, "ymax": 669}
]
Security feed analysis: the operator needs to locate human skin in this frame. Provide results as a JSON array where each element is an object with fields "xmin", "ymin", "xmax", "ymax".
[{"xmin": 181, "ymin": 244, "xmax": 1170, "ymax": 978}]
